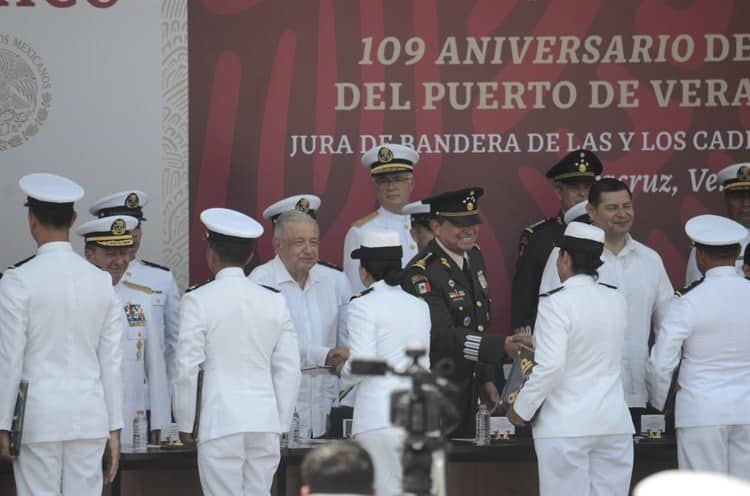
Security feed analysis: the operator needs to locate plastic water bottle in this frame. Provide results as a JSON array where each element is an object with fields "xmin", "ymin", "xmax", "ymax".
[
  {"xmin": 475, "ymin": 404, "xmax": 490, "ymax": 446},
  {"xmin": 289, "ymin": 410, "xmax": 301, "ymax": 446},
  {"xmin": 133, "ymin": 410, "xmax": 148, "ymax": 452}
]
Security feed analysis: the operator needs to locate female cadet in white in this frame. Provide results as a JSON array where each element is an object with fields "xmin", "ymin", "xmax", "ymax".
[
  {"xmin": 77, "ymin": 215, "xmax": 171, "ymax": 446},
  {"xmin": 0, "ymin": 174, "xmax": 124, "ymax": 496},
  {"xmin": 173, "ymin": 208, "xmax": 301, "ymax": 496},
  {"xmin": 339, "ymin": 229, "xmax": 431, "ymax": 496},
  {"xmin": 343, "ymin": 144, "xmax": 420, "ymax": 293},
  {"xmin": 648, "ymin": 215, "xmax": 750, "ymax": 480},
  {"xmin": 509, "ymin": 222, "xmax": 634, "ymax": 496}
]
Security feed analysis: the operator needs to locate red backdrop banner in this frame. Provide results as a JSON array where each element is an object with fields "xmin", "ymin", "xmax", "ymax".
[{"xmin": 188, "ymin": 0, "xmax": 750, "ymax": 334}]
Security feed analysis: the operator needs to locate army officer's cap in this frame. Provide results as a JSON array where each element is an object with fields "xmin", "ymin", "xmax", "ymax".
[
  {"xmin": 351, "ymin": 229, "xmax": 402, "ymax": 262},
  {"xmin": 200, "ymin": 207, "xmax": 263, "ymax": 244},
  {"xmin": 546, "ymin": 149, "xmax": 603, "ymax": 183},
  {"xmin": 361, "ymin": 144, "xmax": 419, "ymax": 176},
  {"xmin": 685, "ymin": 214, "xmax": 746, "ymax": 248},
  {"xmin": 90, "ymin": 190, "xmax": 149, "ymax": 221},
  {"xmin": 76, "ymin": 215, "xmax": 138, "ymax": 248},
  {"xmin": 20, "ymin": 172, "xmax": 84, "ymax": 212},
  {"xmin": 717, "ymin": 163, "xmax": 750, "ymax": 192},
  {"xmin": 422, "ymin": 187, "xmax": 483, "ymax": 227},
  {"xmin": 262, "ymin": 194, "xmax": 320, "ymax": 222}
]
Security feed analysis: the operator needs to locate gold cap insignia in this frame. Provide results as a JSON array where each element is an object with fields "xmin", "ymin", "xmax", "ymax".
[
  {"xmin": 738, "ymin": 165, "xmax": 750, "ymax": 182},
  {"xmin": 466, "ymin": 202, "xmax": 474, "ymax": 211},
  {"xmin": 295, "ymin": 197, "xmax": 310, "ymax": 213},
  {"xmin": 578, "ymin": 162, "xmax": 587, "ymax": 173},
  {"xmin": 125, "ymin": 192, "xmax": 139, "ymax": 209},
  {"xmin": 377, "ymin": 146, "xmax": 394, "ymax": 164},
  {"xmin": 111, "ymin": 218, "xmax": 127, "ymax": 235}
]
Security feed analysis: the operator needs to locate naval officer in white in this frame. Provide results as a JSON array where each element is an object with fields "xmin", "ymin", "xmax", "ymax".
[
  {"xmin": 338, "ymin": 229, "xmax": 431, "ymax": 496},
  {"xmin": 648, "ymin": 215, "xmax": 750, "ymax": 480},
  {"xmin": 250, "ymin": 195, "xmax": 351, "ymax": 438},
  {"xmin": 343, "ymin": 144, "xmax": 420, "ymax": 293},
  {"xmin": 90, "ymin": 190, "xmax": 181, "ymax": 393},
  {"xmin": 685, "ymin": 164, "xmax": 750, "ymax": 285},
  {"xmin": 77, "ymin": 215, "xmax": 171, "ymax": 446},
  {"xmin": 509, "ymin": 222, "xmax": 634, "ymax": 496},
  {"xmin": 173, "ymin": 208, "xmax": 301, "ymax": 496},
  {"xmin": 0, "ymin": 173, "xmax": 124, "ymax": 495}
]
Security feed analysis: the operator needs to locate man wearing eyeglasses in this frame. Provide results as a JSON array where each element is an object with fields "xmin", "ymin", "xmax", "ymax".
[{"xmin": 342, "ymin": 144, "xmax": 419, "ymax": 293}]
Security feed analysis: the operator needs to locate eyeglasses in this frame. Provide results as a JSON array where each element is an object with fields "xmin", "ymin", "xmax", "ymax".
[{"xmin": 374, "ymin": 175, "xmax": 413, "ymax": 186}]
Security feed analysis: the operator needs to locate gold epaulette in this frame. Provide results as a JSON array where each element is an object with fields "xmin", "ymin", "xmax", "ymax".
[
  {"xmin": 349, "ymin": 287, "xmax": 374, "ymax": 301},
  {"xmin": 122, "ymin": 280, "xmax": 154, "ymax": 294},
  {"xmin": 524, "ymin": 218, "xmax": 547, "ymax": 234},
  {"xmin": 353, "ymin": 210, "xmax": 379, "ymax": 228},
  {"xmin": 409, "ymin": 252, "xmax": 433, "ymax": 270},
  {"xmin": 8, "ymin": 255, "xmax": 35, "ymax": 270}
]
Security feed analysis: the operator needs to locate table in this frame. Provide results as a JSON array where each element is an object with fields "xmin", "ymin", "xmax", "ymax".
[{"xmin": 0, "ymin": 436, "xmax": 678, "ymax": 496}]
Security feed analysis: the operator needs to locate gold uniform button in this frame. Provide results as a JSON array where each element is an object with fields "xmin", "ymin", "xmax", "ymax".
[
  {"xmin": 476, "ymin": 301, "xmax": 482, "ymax": 308},
  {"xmin": 459, "ymin": 306, "xmax": 464, "ymax": 311},
  {"xmin": 410, "ymin": 244, "xmax": 416, "ymax": 250},
  {"xmin": 404, "ymin": 224, "xmax": 409, "ymax": 230},
  {"xmin": 477, "ymin": 325, "xmax": 485, "ymax": 332}
]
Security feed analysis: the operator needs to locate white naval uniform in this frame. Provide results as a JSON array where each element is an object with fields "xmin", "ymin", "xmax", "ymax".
[
  {"xmin": 123, "ymin": 259, "xmax": 181, "ymax": 394},
  {"xmin": 341, "ymin": 280, "xmax": 431, "ymax": 496},
  {"xmin": 114, "ymin": 281, "xmax": 171, "ymax": 445},
  {"xmin": 0, "ymin": 242, "xmax": 124, "ymax": 496},
  {"xmin": 343, "ymin": 207, "xmax": 418, "ymax": 293},
  {"xmin": 538, "ymin": 234, "xmax": 673, "ymax": 407},
  {"xmin": 173, "ymin": 267, "xmax": 301, "ymax": 496},
  {"xmin": 249, "ymin": 257, "xmax": 351, "ymax": 438},
  {"xmin": 684, "ymin": 230, "xmax": 749, "ymax": 285},
  {"xmin": 513, "ymin": 274, "xmax": 634, "ymax": 496},
  {"xmin": 647, "ymin": 266, "xmax": 750, "ymax": 480}
]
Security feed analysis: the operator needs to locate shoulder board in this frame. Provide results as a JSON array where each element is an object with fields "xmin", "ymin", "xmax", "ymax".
[
  {"xmin": 122, "ymin": 280, "xmax": 154, "ymax": 294},
  {"xmin": 675, "ymin": 277, "xmax": 704, "ymax": 297},
  {"xmin": 524, "ymin": 218, "xmax": 548, "ymax": 234},
  {"xmin": 349, "ymin": 287, "xmax": 374, "ymax": 301},
  {"xmin": 408, "ymin": 251, "xmax": 434, "ymax": 271},
  {"xmin": 317, "ymin": 260, "xmax": 343, "ymax": 272},
  {"xmin": 260, "ymin": 284, "xmax": 281, "ymax": 293},
  {"xmin": 8, "ymin": 255, "xmax": 35, "ymax": 270},
  {"xmin": 352, "ymin": 210, "xmax": 379, "ymax": 228},
  {"xmin": 140, "ymin": 259, "xmax": 170, "ymax": 271},
  {"xmin": 598, "ymin": 282, "xmax": 617, "ymax": 290},
  {"xmin": 539, "ymin": 286, "xmax": 564, "ymax": 298},
  {"xmin": 185, "ymin": 278, "xmax": 213, "ymax": 293}
]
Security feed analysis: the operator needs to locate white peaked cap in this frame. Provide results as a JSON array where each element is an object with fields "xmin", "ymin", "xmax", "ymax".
[
  {"xmin": 89, "ymin": 190, "xmax": 149, "ymax": 218},
  {"xmin": 564, "ymin": 200, "xmax": 589, "ymax": 224},
  {"xmin": 563, "ymin": 221, "xmax": 605, "ymax": 244},
  {"xmin": 262, "ymin": 194, "xmax": 321, "ymax": 220},
  {"xmin": 360, "ymin": 229, "xmax": 401, "ymax": 248},
  {"xmin": 200, "ymin": 208, "xmax": 264, "ymax": 239},
  {"xmin": 75, "ymin": 215, "xmax": 139, "ymax": 247},
  {"xmin": 717, "ymin": 162, "xmax": 750, "ymax": 190},
  {"xmin": 634, "ymin": 470, "xmax": 750, "ymax": 496},
  {"xmin": 403, "ymin": 200, "xmax": 431, "ymax": 216},
  {"xmin": 20, "ymin": 173, "xmax": 84, "ymax": 203},
  {"xmin": 685, "ymin": 214, "xmax": 747, "ymax": 246},
  {"xmin": 360, "ymin": 144, "xmax": 419, "ymax": 175}
]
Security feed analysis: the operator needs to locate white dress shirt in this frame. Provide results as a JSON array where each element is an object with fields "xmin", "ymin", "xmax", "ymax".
[
  {"xmin": 343, "ymin": 207, "xmax": 418, "ymax": 293},
  {"xmin": 684, "ymin": 229, "xmax": 749, "ymax": 285},
  {"xmin": 0, "ymin": 241, "xmax": 124, "ymax": 442},
  {"xmin": 249, "ymin": 256, "xmax": 351, "ymax": 437},
  {"xmin": 341, "ymin": 280, "xmax": 431, "ymax": 435},
  {"xmin": 513, "ymin": 274, "xmax": 634, "ymax": 439},
  {"xmin": 647, "ymin": 266, "xmax": 750, "ymax": 428},
  {"xmin": 539, "ymin": 234, "xmax": 674, "ymax": 407},
  {"xmin": 173, "ymin": 267, "xmax": 301, "ymax": 442},
  {"xmin": 114, "ymin": 281, "xmax": 171, "ymax": 443},
  {"xmin": 123, "ymin": 259, "xmax": 181, "ymax": 392}
]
